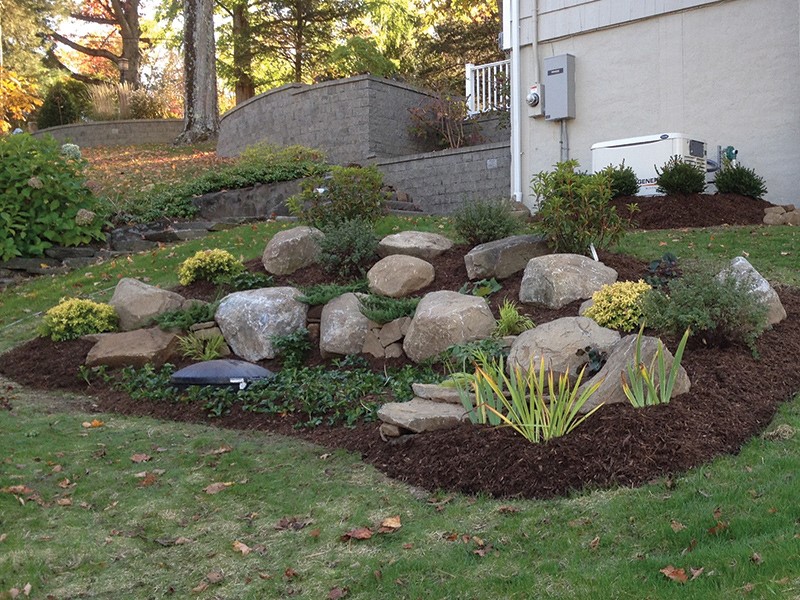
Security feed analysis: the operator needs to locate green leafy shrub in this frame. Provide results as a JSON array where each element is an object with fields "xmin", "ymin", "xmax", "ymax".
[
  {"xmin": 494, "ymin": 299, "xmax": 534, "ymax": 337},
  {"xmin": 359, "ymin": 295, "xmax": 420, "ymax": 324},
  {"xmin": 39, "ymin": 298, "xmax": 118, "ymax": 341},
  {"xmin": 177, "ymin": 332, "xmax": 227, "ymax": 361},
  {"xmin": 531, "ymin": 160, "xmax": 626, "ymax": 254},
  {"xmin": 459, "ymin": 278, "xmax": 502, "ymax": 298},
  {"xmin": 0, "ymin": 134, "xmax": 106, "ymax": 260},
  {"xmin": 178, "ymin": 249, "xmax": 245, "ymax": 286},
  {"xmin": 271, "ymin": 328, "xmax": 312, "ymax": 370},
  {"xmin": 408, "ymin": 91, "xmax": 481, "ymax": 150},
  {"xmin": 714, "ymin": 164, "xmax": 768, "ymax": 199},
  {"xmin": 644, "ymin": 252, "xmax": 681, "ymax": 290},
  {"xmin": 155, "ymin": 301, "xmax": 218, "ymax": 331},
  {"xmin": 442, "ymin": 338, "xmax": 507, "ymax": 374},
  {"xmin": 597, "ymin": 162, "xmax": 640, "ymax": 198},
  {"xmin": 217, "ymin": 270, "xmax": 274, "ymax": 291},
  {"xmin": 622, "ymin": 325, "xmax": 690, "ymax": 408},
  {"xmin": 36, "ymin": 80, "xmax": 90, "ymax": 129},
  {"xmin": 287, "ymin": 165, "xmax": 387, "ymax": 228},
  {"xmin": 317, "ymin": 219, "xmax": 379, "ymax": 280},
  {"xmin": 135, "ymin": 144, "xmax": 326, "ymax": 222},
  {"xmin": 655, "ymin": 156, "xmax": 706, "ymax": 195},
  {"xmin": 584, "ymin": 280, "xmax": 652, "ymax": 332},
  {"xmin": 641, "ymin": 261, "xmax": 769, "ymax": 354},
  {"xmin": 452, "ymin": 198, "xmax": 520, "ymax": 246},
  {"xmin": 298, "ymin": 280, "xmax": 369, "ymax": 305}
]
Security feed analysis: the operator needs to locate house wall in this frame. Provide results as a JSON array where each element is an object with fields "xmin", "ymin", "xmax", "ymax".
[
  {"xmin": 31, "ymin": 119, "xmax": 184, "ymax": 147},
  {"xmin": 516, "ymin": 0, "xmax": 800, "ymax": 207},
  {"xmin": 217, "ymin": 76, "xmax": 434, "ymax": 163},
  {"xmin": 378, "ymin": 142, "xmax": 511, "ymax": 214}
]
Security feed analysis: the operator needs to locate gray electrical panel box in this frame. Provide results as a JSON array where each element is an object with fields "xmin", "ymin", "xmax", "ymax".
[{"xmin": 543, "ymin": 54, "xmax": 576, "ymax": 121}]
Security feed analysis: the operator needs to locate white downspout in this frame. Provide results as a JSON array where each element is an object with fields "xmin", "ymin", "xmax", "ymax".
[
  {"xmin": 510, "ymin": 0, "xmax": 522, "ymax": 203},
  {"xmin": 511, "ymin": 0, "xmax": 540, "ymax": 207}
]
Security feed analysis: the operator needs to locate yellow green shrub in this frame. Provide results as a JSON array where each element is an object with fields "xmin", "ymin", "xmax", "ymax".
[
  {"xmin": 39, "ymin": 298, "xmax": 118, "ymax": 341},
  {"xmin": 584, "ymin": 280, "xmax": 652, "ymax": 332},
  {"xmin": 178, "ymin": 249, "xmax": 245, "ymax": 286}
]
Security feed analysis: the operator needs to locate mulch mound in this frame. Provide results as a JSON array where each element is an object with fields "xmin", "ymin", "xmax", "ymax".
[{"xmin": 2, "ymin": 193, "xmax": 798, "ymax": 500}]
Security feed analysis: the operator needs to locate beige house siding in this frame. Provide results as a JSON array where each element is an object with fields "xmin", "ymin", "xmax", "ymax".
[{"xmin": 513, "ymin": 0, "xmax": 800, "ymax": 207}]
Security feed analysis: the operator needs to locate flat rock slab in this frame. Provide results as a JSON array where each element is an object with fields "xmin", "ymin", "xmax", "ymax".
[
  {"xmin": 411, "ymin": 382, "xmax": 466, "ymax": 404},
  {"xmin": 377, "ymin": 231, "xmax": 454, "ymax": 260},
  {"xmin": 465, "ymin": 234, "xmax": 550, "ymax": 280},
  {"xmin": 377, "ymin": 398, "xmax": 468, "ymax": 433},
  {"xmin": 86, "ymin": 327, "xmax": 179, "ymax": 368}
]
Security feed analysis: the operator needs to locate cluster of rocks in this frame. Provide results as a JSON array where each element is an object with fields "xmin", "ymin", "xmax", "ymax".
[
  {"xmin": 763, "ymin": 205, "xmax": 799, "ymax": 226},
  {"xmin": 79, "ymin": 225, "xmax": 788, "ymax": 442}
]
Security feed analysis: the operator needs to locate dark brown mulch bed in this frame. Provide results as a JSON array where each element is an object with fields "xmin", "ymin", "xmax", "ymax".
[{"xmin": 1, "ymin": 193, "xmax": 797, "ymax": 500}]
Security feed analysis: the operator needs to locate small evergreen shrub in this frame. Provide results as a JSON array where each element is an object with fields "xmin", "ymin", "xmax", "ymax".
[
  {"xmin": 655, "ymin": 156, "xmax": 706, "ymax": 195},
  {"xmin": 317, "ymin": 219, "xmax": 379, "ymax": 280},
  {"xmin": 155, "ymin": 301, "xmax": 219, "ymax": 331},
  {"xmin": 217, "ymin": 270, "xmax": 274, "ymax": 291},
  {"xmin": 39, "ymin": 298, "xmax": 118, "ymax": 341},
  {"xmin": 298, "ymin": 281, "xmax": 369, "ymax": 305},
  {"xmin": 359, "ymin": 295, "xmax": 420, "ymax": 324},
  {"xmin": 0, "ymin": 134, "xmax": 106, "ymax": 260},
  {"xmin": 597, "ymin": 162, "xmax": 640, "ymax": 198},
  {"xmin": 36, "ymin": 80, "xmax": 90, "ymax": 129},
  {"xmin": 452, "ymin": 198, "xmax": 520, "ymax": 246},
  {"xmin": 129, "ymin": 88, "xmax": 170, "ymax": 119},
  {"xmin": 287, "ymin": 165, "xmax": 386, "ymax": 228},
  {"xmin": 584, "ymin": 280, "xmax": 652, "ymax": 332},
  {"xmin": 531, "ymin": 160, "xmax": 626, "ymax": 254},
  {"xmin": 178, "ymin": 249, "xmax": 245, "ymax": 286},
  {"xmin": 714, "ymin": 164, "xmax": 768, "ymax": 199},
  {"xmin": 641, "ymin": 261, "xmax": 769, "ymax": 354}
]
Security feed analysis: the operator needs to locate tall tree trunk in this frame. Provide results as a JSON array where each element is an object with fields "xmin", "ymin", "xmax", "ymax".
[
  {"xmin": 232, "ymin": 3, "xmax": 255, "ymax": 104},
  {"xmin": 176, "ymin": 0, "xmax": 219, "ymax": 144},
  {"xmin": 116, "ymin": 0, "xmax": 141, "ymax": 87}
]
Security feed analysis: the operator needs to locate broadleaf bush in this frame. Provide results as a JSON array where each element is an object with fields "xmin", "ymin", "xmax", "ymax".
[
  {"xmin": 0, "ymin": 134, "xmax": 106, "ymax": 260},
  {"xmin": 531, "ymin": 160, "xmax": 626, "ymax": 254},
  {"xmin": 317, "ymin": 219, "xmax": 379, "ymax": 280},
  {"xmin": 287, "ymin": 165, "xmax": 387, "ymax": 228}
]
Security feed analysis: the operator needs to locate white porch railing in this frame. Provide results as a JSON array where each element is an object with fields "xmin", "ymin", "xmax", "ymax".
[{"xmin": 465, "ymin": 59, "xmax": 511, "ymax": 116}]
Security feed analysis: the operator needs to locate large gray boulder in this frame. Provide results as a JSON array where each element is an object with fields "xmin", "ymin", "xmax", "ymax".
[
  {"xmin": 109, "ymin": 278, "xmax": 186, "ymax": 331},
  {"xmin": 320, "ymin": 293, "xmax": 371, "ymax": 356},
  {"xmin": 262, "ymin": 226, "xmax": 324, "ymax": 276},
  {"xmin": 377, "ymin": 231, "xmax": 453, "ymax": 260},
  {"xmin": 520, "ymin": 254, "xmax": 618, "ymax": 308},
  {"xmin": 403, "ymin": 291, "xmax": 496, "ymax": 363},
  {"xmin": 579, "ymin": 333, "xmax": 691, "ymax": 413},
  {"xmin": 86, "ymin": 327, "xmax": 180, "ymax": 368},
  {"xmin": 725, "ymin": 256, "xmax": 786, "ymax": 325},
  {"xmin": 465, "ymin": 234, "xmax": 550, "ymax": 280},
  {"xmin": 507, "ymin": 317, "xmax": 620, "ymax": 379},
  {"xmin": 377, "ymin": 398, "xmax": 468, "ymax": 433},
  {"xmin": 367, "ymin": 255, "xmax": 435, "ymax": 298},
  {"xmin": 215, "ymin": 287, "xmax": 307, "ymax": 361}
]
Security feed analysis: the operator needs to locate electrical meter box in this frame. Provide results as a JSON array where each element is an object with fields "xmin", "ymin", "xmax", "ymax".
[
  {"xmin": 543, "ymin": 54, "xmax": 575, "ymax": 120},
  {"xmin": 591, "ymin": 133, "xmax": 707, "ymax": 196}
]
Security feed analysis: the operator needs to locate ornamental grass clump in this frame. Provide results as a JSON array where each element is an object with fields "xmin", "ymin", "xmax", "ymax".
[
  {"xmin": 584, "ymin": 280, "xmax": 652, "ymax": 332},
  {"xmin": 494, "ymin": 299, "xmax": 535, "ymax": 337},
  {"xmin": 622, "ymin": 325, "xmax": 690, "ymax": 407},
  {"xmin": 469, "ymin": 356, "xmax": 603, "ymax": 444},
  {"xmin": 39, "ymin": 298, "xmax": 118, "ymax": 341},
  {"xmin": 177, "ymin": 249, "xmax": 245, "ymax": 286}
]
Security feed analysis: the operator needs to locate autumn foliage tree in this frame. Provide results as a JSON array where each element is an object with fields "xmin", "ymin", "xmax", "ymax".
[{"xmin": 0, "ymin": 68, "xmax": 43, "ymax": 132}]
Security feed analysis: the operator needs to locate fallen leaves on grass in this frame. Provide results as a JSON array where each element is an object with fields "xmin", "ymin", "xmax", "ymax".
[
  {"xmin": 138, "ymin": 472, "xmax": 158, "ymax": 487},
  {"xmin": 340, "ymin": 527, "xmax": 373, "ymax": 542},
  {"xmin": 377, "ymin": 515, "xmax": 402, "ymax": 533},
  {"xmin": 7, "ymin": 583, "xmax": 32, "ymax": 598},
  {"xmin": 203, "ymin": 482, "xmax": 234, "ymax": 494},
  {"xmin": 328, "ymin": 587, "xmax": 348, "ymax": 599},
  {"xmin": 130, "ymin": 453, "xmax": 151, "ymax": 463},
  {"xmin": 670, "ymin": 520, "xmax": 686, "ymax": 532},
  {"xmin": 232, "ymin": 540, "xmax": 251, "ymax": 555},
  {"xmin": 81, "ymin": 419, "xmax": 104, "ymax": 428},
  {"xmin": 274, "ymin": 516, "xmax": 313, "ymax": 531},
  {"xmin": 497, "ymin": 505, "xmax": 520, "ymax": 514},
  {"xmin": 660, "ymin": 565, "xmax": 688, "ymax": 584},
  {"xmin": 203, "ymin": 445, "xmax": 233, "ymax": 456},
  {"xmin": 588, "ymin": 536, "xmax": 600, "ymax": 550}
]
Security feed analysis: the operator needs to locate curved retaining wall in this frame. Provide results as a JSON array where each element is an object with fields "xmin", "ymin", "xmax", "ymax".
[
  {"xmin": 218, "ymin": 75, "xmax": 436, "ymax": 163},
  {"xmin": 32, "ymin": 119, "xmax": 184, "ymax": 147}
]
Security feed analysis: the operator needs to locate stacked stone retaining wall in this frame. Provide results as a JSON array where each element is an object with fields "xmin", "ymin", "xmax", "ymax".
[{"xmin": 32, "ymin": 119, "xmax": 184, "ymax": 147}]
